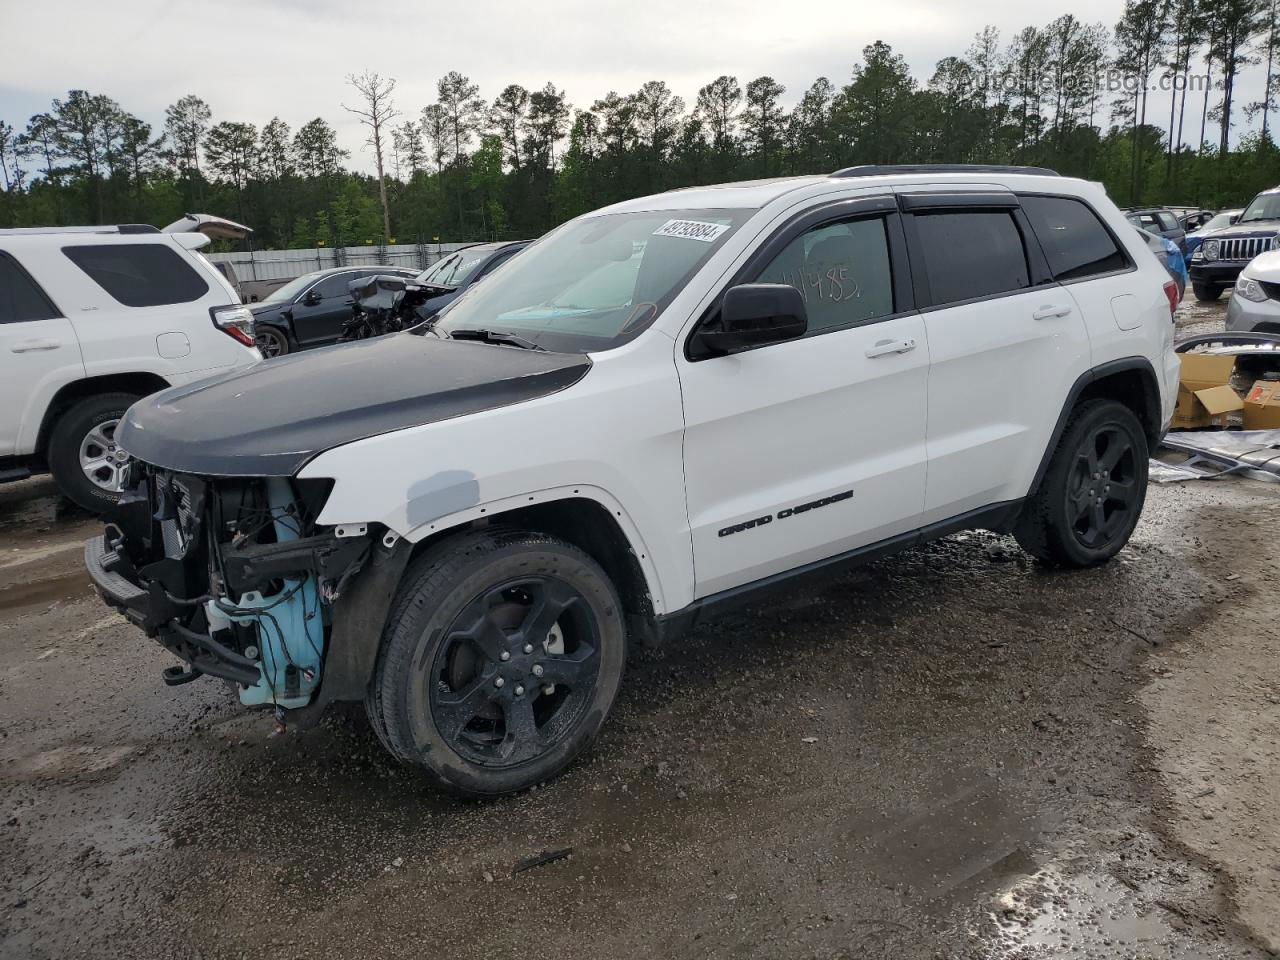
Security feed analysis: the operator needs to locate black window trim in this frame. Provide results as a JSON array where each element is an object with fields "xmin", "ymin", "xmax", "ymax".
[
  {"xmin": 0, "ymin": 249, "xmax": 65, "ymax": 323},
  {"xmin": 302, "ymin": 269, "xmax": 364, "ymax": 302},
  {"xmin": 900, "ymin": 199, "xmax": 1052, "ymax": 313},
  {"xmin": 684, "ymin": 195, "xmax": 915, "ymax": 362},
  {"xmin": 1015, "ymin": 191, "xmax": 1136, "ymax": 288}
]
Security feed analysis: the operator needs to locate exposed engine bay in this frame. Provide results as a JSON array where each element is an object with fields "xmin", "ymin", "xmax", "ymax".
[
  {"xmin": 88, "ymin": 465, "xmax": 374, "ymax": 711},
  {"xmin": 340, "ymin": 273, "xmax": 452, "ymax": 342}
]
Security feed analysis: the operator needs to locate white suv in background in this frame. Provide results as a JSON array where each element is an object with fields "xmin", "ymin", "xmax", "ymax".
[
  {"xmin": 88, "ymin": 165, "xmax": 1177, "ymax": 797},
  {"xmin": 1, "ymin": 221, "xmax": 260, "ymax": 511}
]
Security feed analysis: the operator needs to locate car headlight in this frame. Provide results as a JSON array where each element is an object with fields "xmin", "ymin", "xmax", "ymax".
[
  {"xmin": 1271, "ymin": 235, "xmax": 1280, "ymax": 251},
  {"xmin": 1203, "ymin": 240, "xmax": 1220, "ymax": 261},
  {"xmin": 1235, "ymin": 275, "xmax": 1268, "ymax": 302}
]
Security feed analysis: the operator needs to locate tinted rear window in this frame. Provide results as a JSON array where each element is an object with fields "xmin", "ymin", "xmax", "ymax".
[
  {"xmin": 914, "ymin": 211, "xmax": 1029, "ymax": 305},
  {"xmin": 0, "ymin": 252, "xmax": 61, "ymax": 323},
  {"xmin": 63, "ymin": 243, "xmax": 209, "ymax": 307},
  {"xmin": 1021, "ymin": 195, "xmax": 1129, "ymax": 281}
]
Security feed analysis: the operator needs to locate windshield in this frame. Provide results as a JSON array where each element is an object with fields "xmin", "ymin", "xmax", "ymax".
[
  {"xmin": 1240, "ymin": 193, "xmax": 1280, "ymax": 224},
  {"xmin": 260, "ymin": 273, "xmax": 319, "ymax": 304},
  {"xmin": 417, "ymin": 248, "xmax": 491, "ymax": 288},
  {"xmin": 430, "ymin": 208, "xmax": 751, "ymax": 353},
  {"xmin": 1200, "ymin": 212, "xmax": 1238, "ymax": 232}
]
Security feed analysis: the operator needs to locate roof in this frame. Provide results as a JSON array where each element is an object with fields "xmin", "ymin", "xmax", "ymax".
[
  {"xmin": 0, "ymin": 223, "xmax": 159, "ymax": 237},
  {"xmin": 598, "ymin": 166, "xmax": 1086, "ymax": 217}
]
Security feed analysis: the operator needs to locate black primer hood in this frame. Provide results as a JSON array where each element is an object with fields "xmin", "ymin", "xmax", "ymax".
[{"xmin": 118, "ymin": 333, "xmax": 590, "ymax": 477}]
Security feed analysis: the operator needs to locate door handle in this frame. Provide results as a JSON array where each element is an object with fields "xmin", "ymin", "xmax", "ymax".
[
  {"xmin": 1032, "ymin": 304, "xmax": 1073, "ymax": 320},
  {"xmin": 11, "ymin": 337, "xmax": 61, "ymax": 353},
  {"xmin": 865, "ymin": 337, "xmax": 917, "ymax": 358}
]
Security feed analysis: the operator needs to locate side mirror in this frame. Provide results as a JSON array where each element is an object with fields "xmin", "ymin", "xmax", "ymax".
[
  {"xmin": 1229, "ymin": 214, "xmax": 1240, "ymax": 224},
  {"xmin": 698, "ymin": 284, "xmax": 808, "ymax": 355},
  {"xmin": 302, "ymin": 290, "xmax": 323, "ymax": 306}
]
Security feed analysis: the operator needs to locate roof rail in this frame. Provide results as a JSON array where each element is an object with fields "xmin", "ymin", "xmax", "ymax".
[
  {"xmin": 831, "ymin": 164, "xmax": 1060, "ymax": 178},
  {"xmin": 0, "ymin": 223, "xmax": 161, "ymax": 237}
]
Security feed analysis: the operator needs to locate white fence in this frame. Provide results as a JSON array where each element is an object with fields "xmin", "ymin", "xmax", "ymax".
[{"xmin": 204, "ymin": 242, "xmax": 478, "ymax": 283}]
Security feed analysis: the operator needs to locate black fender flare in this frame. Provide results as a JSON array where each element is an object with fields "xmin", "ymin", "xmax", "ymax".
[
  {"xmin": 287, "ymin": 536, "xmax": 413, "ymax": 728},
  {"xmin": 1026, "ymin": 356, "xmax": 1161, "ymax": 499}
]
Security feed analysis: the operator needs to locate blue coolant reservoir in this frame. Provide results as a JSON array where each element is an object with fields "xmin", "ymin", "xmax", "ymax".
[{"xmin": 206, "ymin": 478, "xmax": 326, "ymax": 709}]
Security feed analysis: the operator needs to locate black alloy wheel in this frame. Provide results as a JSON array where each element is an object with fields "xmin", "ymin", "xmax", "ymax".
[
  {"xmin": 1013, "ymin": 399, "xmax": 1149, "ymax": 567},
  {"xmin": 1066, "ymin": 422, "xmax": 1140, "ymax": 550},
  {"xmin": 369, "ymin": 529, "xmax": 626, "ymax": 796},
  {"xmin": 431, "ymin": 577, "xmax": 601, "ymax": 767}
]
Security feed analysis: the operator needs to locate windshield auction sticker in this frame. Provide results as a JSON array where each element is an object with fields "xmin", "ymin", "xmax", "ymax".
[{"xmin": 653, "ymin": 219, "xmax": 730, "ymax": 243}]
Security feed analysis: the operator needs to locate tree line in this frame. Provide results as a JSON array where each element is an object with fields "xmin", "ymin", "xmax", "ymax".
[{"xmin": 2, "ymin": 1, "xmax": 1279, "ymax": 251}]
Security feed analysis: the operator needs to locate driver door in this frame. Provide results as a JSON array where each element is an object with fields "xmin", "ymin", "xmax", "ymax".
[
  {"xmin": 677, "ymin": 199, "xmax": 930, "ymax": 599},
  {"xmin": 291, "ymin": 270, "xmax": 362, "ymax": 346}
]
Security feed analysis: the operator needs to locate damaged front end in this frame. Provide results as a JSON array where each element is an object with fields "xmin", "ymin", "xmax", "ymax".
[{"xmin": 85, "ymin": 463, "xmax": 406, "ymax": 718}]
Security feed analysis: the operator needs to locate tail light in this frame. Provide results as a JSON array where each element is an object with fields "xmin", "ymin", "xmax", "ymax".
[
  {"xmin": 1163, "ymin": 280, "xmax": 1180, "ymax": 318},
  {"xmin": 210, "ymin": 305, "xmax": 257, "ymax": 348}
]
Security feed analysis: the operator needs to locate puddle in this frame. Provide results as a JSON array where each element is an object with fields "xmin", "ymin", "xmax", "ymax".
[{"xmin": 989, "ymin": 865, "xmax": 1228, "ymax": 959}]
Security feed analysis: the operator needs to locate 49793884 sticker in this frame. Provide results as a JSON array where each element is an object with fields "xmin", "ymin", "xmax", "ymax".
[{"xmin": 653, "ymin": 219, "xmax": 731, "ymax": 243}]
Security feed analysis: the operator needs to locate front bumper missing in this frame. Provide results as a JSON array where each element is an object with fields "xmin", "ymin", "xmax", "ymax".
[{"xmin": 85, "ymin": 533, "xmax": 261, "ymax": 687}]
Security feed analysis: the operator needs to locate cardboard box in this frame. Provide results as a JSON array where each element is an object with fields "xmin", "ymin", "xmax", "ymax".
[
  {"xmin": 1172, "ymin": 354, "xmax": 1242, "ymax": 428},
  {"xmin": 1243, "ymin": 380, "xmax": 1280, "ymax": 430}
]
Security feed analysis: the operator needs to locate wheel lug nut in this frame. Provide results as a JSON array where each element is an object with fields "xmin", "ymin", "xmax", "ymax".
[
  {"xmin": 500, "ymin": 651, "xmax": 510, "ymax": 661},
  {"xmin": 523, "ymin": 643, "xmax": 533, "ymax": 654},
  {"xmin": 543, "ymin": 685, "xmax": 555, "ymax": 696},
  {"xmin": 494, "ymin": 677, "xmax": 505, "ymax": 688},
  {"xmin": 532, "ymin": 664, "xmax": 544, "ymax": 677},
  {"xmin": 515, "ymin": 685, "xmax": 525, "ymax": 696}
]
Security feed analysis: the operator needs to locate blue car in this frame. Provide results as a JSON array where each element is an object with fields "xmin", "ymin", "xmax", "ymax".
[
  {"xmin": 1136, "ymin": 227, "xmax": 1187, "ymax": 300},
  {"xmin": 1184, "ymin": 209, "xmax": 1242, "ymax": 259}
]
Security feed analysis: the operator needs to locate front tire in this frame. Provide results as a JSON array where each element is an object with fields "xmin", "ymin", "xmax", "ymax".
[
  {"xmin": 1192, "ymin": 282, "xmax": 1222, "ymax": 302},
  {"xmin": 47, "ymin": 392, "xmax": 140, "ymax": 513},
  {"xmin": 369, "ymin": 529, "xmax": 627, "ymax": 797},
  {"xmin": 1014, "ymin": 399, "xmax": 1149, "ymax": 568},
  {"xmin": 254, "ymin": 325, "xmax": 290, "ymax": 358}
]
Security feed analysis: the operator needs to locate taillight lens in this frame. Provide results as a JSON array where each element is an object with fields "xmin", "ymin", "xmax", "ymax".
[
  {"xmin": 210, "ymin": 305, "xmax": 257, "ymax": 348},
  {"xmin": 1163, "ymin": 280, "xmax": 1179, "ymax": 317}
]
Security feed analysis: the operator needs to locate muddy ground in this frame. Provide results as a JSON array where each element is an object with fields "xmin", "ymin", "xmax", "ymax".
[{"xmin": 3, "ymin": 296, "xmax": 1279, "ymax": 960}]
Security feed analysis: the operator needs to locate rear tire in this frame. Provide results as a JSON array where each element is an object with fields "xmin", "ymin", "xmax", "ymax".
[
  {"xmin": 1192, "ymin": 282, "xmax": 1222, "ymax": 302},
  {"xmin": 369, "ymin": 528, "xmax": 627, "ymax": 797},
  {"xmin": 47, "ymin": 392, "xmax": 140, "ymax": 514},
  {"xmin": 1014, "ymin": 399, "xmax": 1149, "ymax": 568}
]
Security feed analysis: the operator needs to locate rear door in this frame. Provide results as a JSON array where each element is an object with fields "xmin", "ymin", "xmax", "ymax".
[
  {"xmin": 899, "ymin": 190, "xmax": 1092, "ymax": 525},
  {"xmin": 678, "ymin": 197, "xmax": 930, "ymax": 597},
  {"xmin": 0, "ymin": 249, "xmax": 85, "ymax": 457}
]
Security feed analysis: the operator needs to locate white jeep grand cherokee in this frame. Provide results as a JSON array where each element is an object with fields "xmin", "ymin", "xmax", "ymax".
[{"xmin": 86, "ymin": 165, "xmax": 1178, "ymax": 797}]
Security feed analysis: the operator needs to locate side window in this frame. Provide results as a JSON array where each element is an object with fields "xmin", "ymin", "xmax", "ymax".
[
  {"xmin": 913, "ymin": 211, "xmax": 1029, "ymax": 305},
  {"xmin": 1157, "ymin": 212, "xmax": 1180, "ymax": 232},
  {"xmin": 313, "ymin": 273, "xmax": 356, "ymax": 299},
  {"xmin": 62, "ymin": 243, "xmax": 209, "ymax": 307},
  {"xmin": 754, "ymin": 217, "xmax": 894, "ymax": 332},
  {"xmin": 0, "ymin": 252, "xmax": 61, "ymax": 323},
  {"xmin": 1020, "ymin": 195, "xmax": 1129, "ymax": 282}
]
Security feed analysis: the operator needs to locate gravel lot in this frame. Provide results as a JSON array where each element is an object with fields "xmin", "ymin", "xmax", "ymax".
[{"xmin": 2, "ymin": 296, "xmax": 1278, "ymax": 960}]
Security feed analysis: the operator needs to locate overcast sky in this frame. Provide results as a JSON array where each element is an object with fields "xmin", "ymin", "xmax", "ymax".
[{"xmin": 0, "ymin": 0, "xmax": 1270, "ymax": 173}]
